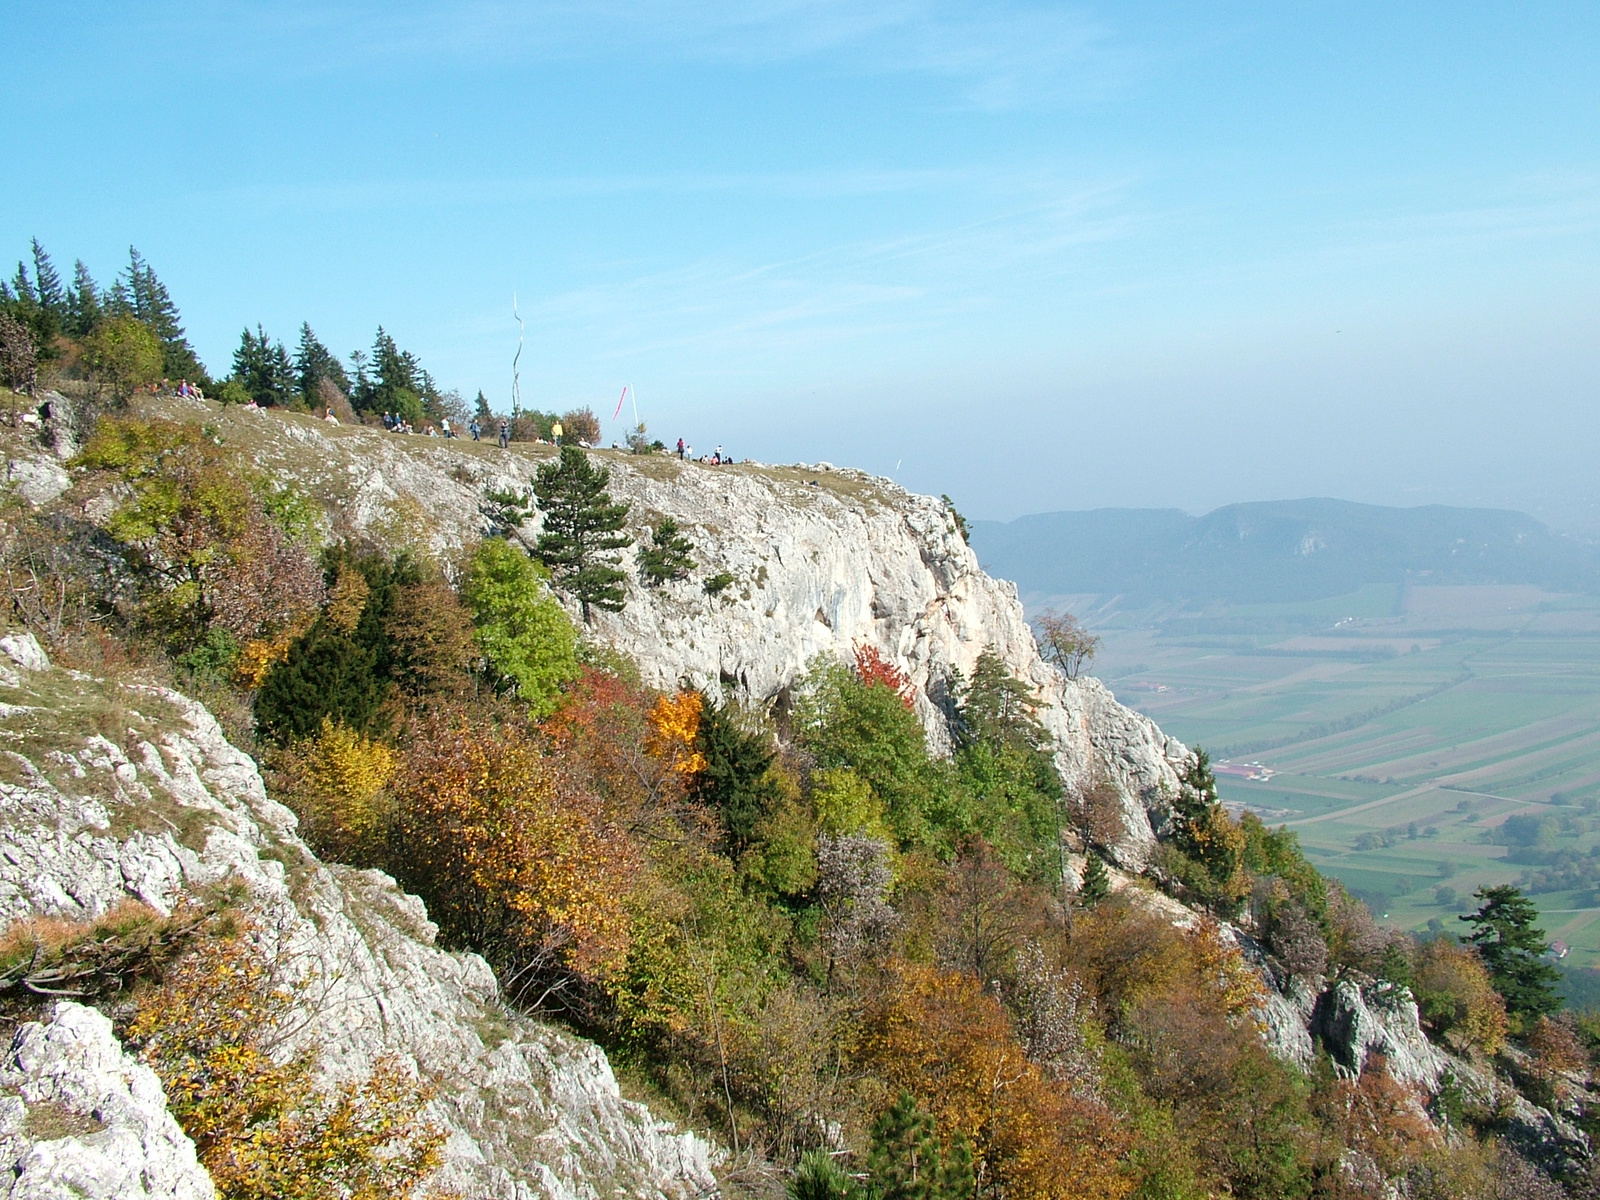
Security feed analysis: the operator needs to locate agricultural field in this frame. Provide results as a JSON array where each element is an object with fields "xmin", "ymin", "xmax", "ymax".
[{"xmin": 1076, "ymin": 584, "xmax": 1600, "ymax": 968}]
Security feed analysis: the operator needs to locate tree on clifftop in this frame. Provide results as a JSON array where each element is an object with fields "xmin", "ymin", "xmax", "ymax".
[
  {"xmin": 1034, "ymin": 608, "xmax": 1100, "ymax": 680},
  {"xmin": 1461, "ymin": 884, "xmax": 1561, "ymax": 1021},
  {"xmin": 532, "ymin": 445, "xmax": 633, "ymax": 620}
]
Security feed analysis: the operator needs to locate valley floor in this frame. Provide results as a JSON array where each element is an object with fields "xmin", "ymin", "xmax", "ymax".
[{"xmin": 1046, "ymin": 583, "xmax": 1600, "ymax": 970}]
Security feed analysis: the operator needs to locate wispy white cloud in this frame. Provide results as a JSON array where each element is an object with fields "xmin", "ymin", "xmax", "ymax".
[
  {"xmin": 482, "ymin": 177, "xmax": 1149, "ymax": 368},
  {"xmin": 204, "ymin": 0, "xmax": 1141, "ymax": 110}
]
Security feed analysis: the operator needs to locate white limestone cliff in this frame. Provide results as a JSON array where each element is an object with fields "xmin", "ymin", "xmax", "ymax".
[
  {"xmin": 135, "ymin": 402, "xmax": 1189, "ymax": 865},
  {"xmin": 0, "ymin": 631, "xmax": 719, "ymax": 1200}
]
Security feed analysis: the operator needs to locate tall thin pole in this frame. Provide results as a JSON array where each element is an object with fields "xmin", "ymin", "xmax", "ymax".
[{"xmin": 511, "ymin": 293, "xmax": 525, "ymax": 418}]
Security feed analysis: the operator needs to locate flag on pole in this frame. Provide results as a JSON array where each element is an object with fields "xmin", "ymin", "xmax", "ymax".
[{"xmin": 613, "ymin": 386, "xmax": 627, "ymax": 421}]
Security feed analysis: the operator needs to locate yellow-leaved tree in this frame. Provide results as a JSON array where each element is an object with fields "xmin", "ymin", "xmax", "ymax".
[
  {"xmin": 271, "ymin": 717, "xmax": 398, "ymax": 867},
  {"xmin": 124, "ymin": 925, "xmax": 447, "ymax": 1200}
]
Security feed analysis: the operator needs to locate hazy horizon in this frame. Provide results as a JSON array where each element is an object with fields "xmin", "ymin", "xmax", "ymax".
[{"xmin": 7, "ymin": 2, "xmax": 1597, "ymax": 527}]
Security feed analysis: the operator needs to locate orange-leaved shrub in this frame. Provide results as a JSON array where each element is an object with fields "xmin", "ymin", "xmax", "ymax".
[
  {"xmin": 393, "ymin": 706, "xmax": 639, "ymax": 998},
  {"xmin": 863, "ymin": 961, "xmax": 1131, "ymax": 1200}
]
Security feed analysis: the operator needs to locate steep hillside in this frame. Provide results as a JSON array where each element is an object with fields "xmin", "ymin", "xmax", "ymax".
[
  {"xmin": 6, "ymin": 396, "xmax": 1599, "ymax": 1197},
  {"xmin": 971, "ymin": 499, "xmax": 1600, "ymax": 605},
  {"xmin": 117, "ymin": 395, "xmax": 1188, "ymax": 867},
  {"xmin": 0, "ymin": 629, "xmax": 718, "ymax": 1198}
]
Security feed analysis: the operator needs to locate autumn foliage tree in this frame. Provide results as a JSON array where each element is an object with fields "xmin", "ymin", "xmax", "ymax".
[
  {"xmin": 544, "ymin": 668, "xmax": 705, "ymax": 841},
  {"xmin": 392, "ymin": 707, "xmax": 638, "ymax": 1003},
  {"xmin": 270, "ymin": 717, "xmax": 398, "ymax": 867},
  {"xmin": 124, "ymin": 926, "xmax": 446, "ymax": 1200},
  {"xmin": 74, "ymin": 417, "xmax": 323, "ymax": 656},
  {"xmin": 854, "ymin": 643, "xmax": 915, "ymax": 709},
  {"xmin": 864, "ymin": 961, "xmax": 1131, "ymax": 1200}
]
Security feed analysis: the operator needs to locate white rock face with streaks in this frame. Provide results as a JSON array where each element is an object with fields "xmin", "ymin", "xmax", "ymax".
[
  {"xmin": 0, "ymin": 633, "xmax": 718, "ymax": 1200},
  {"xmin": 140, "ymin": 406, "xmax": 1188, "ymax": 864},
  {"xmin": 0, "ymin": 1002, "xmax": 215, "ymax": 1200}
]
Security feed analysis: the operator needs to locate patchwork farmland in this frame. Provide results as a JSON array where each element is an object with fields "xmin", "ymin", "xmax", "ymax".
[{"xmin": 1081, "ymin": 584, "xmax": 1600, "ymax": 968}]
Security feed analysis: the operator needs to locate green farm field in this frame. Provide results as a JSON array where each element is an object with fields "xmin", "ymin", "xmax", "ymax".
[{"xmin": 1076, "ymin": 584, "xmax": 1600, "ymax": 968}]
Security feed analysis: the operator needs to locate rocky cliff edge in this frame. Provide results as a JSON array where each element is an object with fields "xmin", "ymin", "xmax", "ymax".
[
  {"xmin": 0, "ymin": 630, "xmax": 719, "ymax": 1200},
  {"xmin": 128, "ymin": 399, "xmax": 1188, "ymax": 867}
]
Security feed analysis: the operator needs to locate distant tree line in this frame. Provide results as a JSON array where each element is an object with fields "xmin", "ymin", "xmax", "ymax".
[{"xmin": 1, "ymin": 240, "xmax": 206, "ymax": 400}]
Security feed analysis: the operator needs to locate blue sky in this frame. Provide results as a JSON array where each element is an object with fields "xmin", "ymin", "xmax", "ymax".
[{"xmin": 6, "ymin": 2, "xmax": 1598, "ymax": 526}]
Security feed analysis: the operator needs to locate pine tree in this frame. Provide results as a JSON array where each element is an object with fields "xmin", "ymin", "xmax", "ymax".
[
  {"xmin": 1078, "ymin": 851, "xmax": 1111, "ymax": 907},
  {"xmin": 474, "ymin": 390, "xmax": 492, "ymax": 422},
  {"xmin": 688, "ymin": 697, "xmax": 778, "ymax": 853},
  {"xmin": 481, "ymin": 486, "xmax": 533, "ymax": 537},
  {"xmin": 637, "ymin": 517, "xmax": 696, "ymax": 586},
  {"xmin": 294, "ymin": 323, "xmax": 350, "ymax": 403},
  {"xmin": 1461, "ymin": 885, "xmax": 1561, "ymax": 1020},
  {"xmin": 788, "ymin": 1151, "xmax": 850, "ymax": 1200},
  {"xmin": 30, "ymin": 240, "xmax": 65, "ymax": 317},
  {"xmin": 67, "ymin": 260, "xmax": 102, "ymax": 337},
  {"xmin": 862, "ymin": 1093, "xmax": 973, "ymax": 1200},
  {"xmin": 955, "ymin": 650, "xmax": 1050, "ymax": 755},
  {"xmin": 532, "ymin": 445, "xmax": 633, "ymax": 620}
]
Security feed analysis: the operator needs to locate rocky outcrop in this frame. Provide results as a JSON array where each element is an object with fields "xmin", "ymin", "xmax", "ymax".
[
  {"xmin": 0, "ymin": 1002, "xmax": 215, "ymax": 1200},
  {"xmin": 0, "ymin": 632, "xmax": 718, "ymax": 1200},
  {"xmin": 110, "ymin": 401, "xmax": 1188, "ymax": 865},
  {"xmin": 1313, "ymin": 979, "xmax": 1448, "ymax": 1090}
]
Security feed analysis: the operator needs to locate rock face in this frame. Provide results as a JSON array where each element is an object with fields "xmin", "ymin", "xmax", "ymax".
[
  {"xmin": 125, "ymin": 403, "xmax": 1189, "ymax": 865},
  {"xmin": 1313, "ymin": 979, "xmax": 1448, "ymax": 1091},
  {"xmin": 0, "ymin": 1002, "xmax": 215, "ymax": 1200},
  {"xmin": 0, "ymin": 632, "xmax": 718, "ymax": 1200}
]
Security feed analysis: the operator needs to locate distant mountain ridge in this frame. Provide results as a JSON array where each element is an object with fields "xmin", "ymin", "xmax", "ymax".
[{"xmin": 969, "ymin": 498, "xmax": 1600, "ymax": 604}]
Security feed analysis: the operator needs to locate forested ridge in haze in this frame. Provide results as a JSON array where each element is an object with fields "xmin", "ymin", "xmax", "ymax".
[{"xmin": 972, "ymin": 499, "xmax": 1600, "ymax": 606}]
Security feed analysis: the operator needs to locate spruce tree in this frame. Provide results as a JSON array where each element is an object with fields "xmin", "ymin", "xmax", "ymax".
[
  {"xmin": 689, "ymin": 697, "xmax": 778, "ymax": 853},
  {"xmin": 7, "ymin": 261, "xmax": 56, "ymax": 353},
  {"xmin": 1461, "ymin": 884, "xmax": 1561, "ymax": 1020},
  {"xmin": 121, "ymin": 247, "xmax": 204, "ymax": 380},
  {"xmin": 532, "ymin": 445, "xmax": 633, "ymax": 620},
  {"xmin": 637, "ymin": 517, "xmax": 696, "ymax": 586},
  {"xmin": 474, "ymin": 390, "xmax": 492, "ymax": 423},
  {"xmin": 8, "ymin": 263, "xmax": 32, "ymax": 310},
  {"xmin": 295, "ymin": 322, "xmax": 351, "ymax": 402},
  {"xmin": 233, "ymin": 326, "xmax": 295, "ymax": 406},
  {"xmin": 67, "ymin": 260, "xmax": 101, "ymax": 337},
  {"xmin": 1078, "ymin": 851, "xmax": 1111, "ymax": 907},
  {"xmin": 30, "ymin": 240, "xmax": 65, "ymax": 318}
]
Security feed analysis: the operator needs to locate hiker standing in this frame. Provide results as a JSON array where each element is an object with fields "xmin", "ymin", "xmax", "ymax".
[{"xmin": 498, "ymin": 418, "xmax": 510, "ymax": 449}]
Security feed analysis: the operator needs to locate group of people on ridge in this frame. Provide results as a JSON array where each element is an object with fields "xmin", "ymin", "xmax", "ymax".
[{"xmin": 675, "ymin": 437, "xmax": 733, "ymax": 464}]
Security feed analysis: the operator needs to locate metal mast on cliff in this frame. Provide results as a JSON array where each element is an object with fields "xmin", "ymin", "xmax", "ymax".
[{"xmin": 511, "ymin": 293, "xmax": 525, "ymax": 419}]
